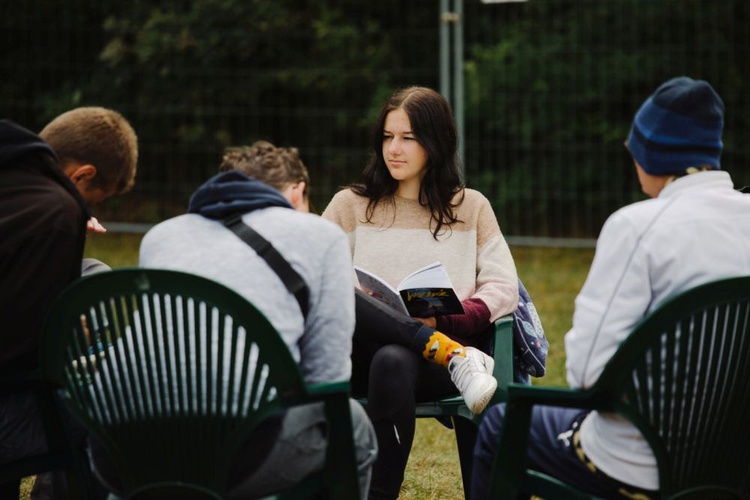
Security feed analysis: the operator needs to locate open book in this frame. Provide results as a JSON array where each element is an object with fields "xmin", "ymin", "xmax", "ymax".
[{"xmin": 354, "ymin": 261, "xmax": 464, "ymax": 318}]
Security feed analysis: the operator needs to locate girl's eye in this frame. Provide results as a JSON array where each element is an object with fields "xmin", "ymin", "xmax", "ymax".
[
  {"xmin": 404, "ymin": 136, "xmax": 415, "ymax": 141},
  {"xmin": 383, "ymin": 135, "xmax": 393, "ymax": 141}
]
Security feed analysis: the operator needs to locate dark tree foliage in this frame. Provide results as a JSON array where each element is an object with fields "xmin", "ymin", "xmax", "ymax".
[
  {"xmin": 81, "ymin": 0, "xmax": 441, "ymax": 217},
  {"xmin": 463, "ymin": 0, "xmax": 750, "ymax": 237},
  {"xmin": 2, "ymin": 0, "xmax": 748, "ymax": 237}
]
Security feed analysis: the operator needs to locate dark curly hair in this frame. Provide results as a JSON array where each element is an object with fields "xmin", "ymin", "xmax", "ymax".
[{"xmin": 219, "ymin": 140, "xmax": 309, "ymax": 194}]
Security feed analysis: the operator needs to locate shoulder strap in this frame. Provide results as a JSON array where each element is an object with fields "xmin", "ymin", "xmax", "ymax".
[{"xmin": 223, "ymin": 214, "xmax": 310, "ymax": 320}]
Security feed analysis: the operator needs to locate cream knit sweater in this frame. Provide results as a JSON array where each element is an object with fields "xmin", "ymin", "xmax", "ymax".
[{"xmin": 322, "ymin": 188, "xmax": 518, "ymax": 339}]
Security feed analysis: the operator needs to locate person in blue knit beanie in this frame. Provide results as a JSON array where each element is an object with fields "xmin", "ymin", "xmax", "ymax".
[
  {"xmin": 471, "ymin": 77, "xmax": 750, "ymax": 499},
  {"xmin": 626, "ymin": 76, "xmax": 724, "ymax": 195}
]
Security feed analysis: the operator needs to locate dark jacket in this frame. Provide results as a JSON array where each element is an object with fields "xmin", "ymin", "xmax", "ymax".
[{"xmin": 0, "ymin": 119, "xmax": 89, "ymax": 373}]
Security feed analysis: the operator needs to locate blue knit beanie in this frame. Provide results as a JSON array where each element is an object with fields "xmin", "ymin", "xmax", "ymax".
[{"xmin": 627, "ymin": 76, "xmax": 724, "ymax": 175}]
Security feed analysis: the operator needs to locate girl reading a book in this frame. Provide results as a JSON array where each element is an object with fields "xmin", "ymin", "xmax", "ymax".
[{"xmin": 322, "ymin": 86, "xmax": 519, "ymax": 500}]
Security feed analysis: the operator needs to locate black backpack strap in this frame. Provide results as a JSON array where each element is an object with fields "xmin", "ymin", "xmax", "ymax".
[{"xmin": 223, "ymin": 214, "xmax": 310, "ymax": 320}]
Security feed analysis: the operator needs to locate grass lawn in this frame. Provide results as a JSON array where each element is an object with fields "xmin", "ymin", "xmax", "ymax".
[{"xmin": 22, "ymin": 234, "xmax": 595, "ymax": 499}]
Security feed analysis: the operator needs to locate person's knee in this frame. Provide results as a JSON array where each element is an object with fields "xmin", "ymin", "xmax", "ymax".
[
  {"xmin": 81, "ymin": 258, "xmax": 112, "ymax": 276},
  {"xmin": 349, "ymin": 399, "xmax": 372, "ymax": 434},
  {"xmin": 471, "ymin": 403, "xmax": 508, "ymax": 500},
  {"xmin": 369, "ymin": 345, "xmax": 415, "ymax": 381},
  {"xmin": 477, "ymin": 403, "xmax": 507, "ymax": 451},
  {"xmin": 349, "ymin": 400, "xmax": 378, "ymax": 468},
  {"xmin": 367, "ymin": 346, "xmax": 417, "ymax": 405},
  {"xmin": 366, "ymin": 346, "xmax": 419, "ymax": 420}
]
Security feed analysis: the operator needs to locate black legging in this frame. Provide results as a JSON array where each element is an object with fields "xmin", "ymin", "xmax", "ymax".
[
  {"xmin": 351, "ymin": 290, "xmax": 458, "ymax": 499},
  {"xmin": 0, "ymin": 480, "xmax": 19, "ymax": 499}
]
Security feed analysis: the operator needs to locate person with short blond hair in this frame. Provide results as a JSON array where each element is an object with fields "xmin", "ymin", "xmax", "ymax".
[
  {"xmin": 0, "ymin": 106, "xmax": 138, "ymax": 499},
  {"xmin": 40, "ymin": 106, "xmax": 138, "ymax": 204}
]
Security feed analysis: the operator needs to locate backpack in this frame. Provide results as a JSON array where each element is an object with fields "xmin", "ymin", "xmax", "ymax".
[{"xmin": 512, "ymin": 279, "xmax": 549, "ymax": 384}]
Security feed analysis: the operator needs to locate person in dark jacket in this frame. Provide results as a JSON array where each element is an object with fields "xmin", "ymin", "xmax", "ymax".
[{"xmin": 0, "ymin": 107, "xmax": 138, "ymax": 499}]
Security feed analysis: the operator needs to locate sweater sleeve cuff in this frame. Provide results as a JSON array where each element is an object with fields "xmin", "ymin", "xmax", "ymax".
[{"xmin": 436, "ymin": 298, "xmax": 492, "ymax": 338}]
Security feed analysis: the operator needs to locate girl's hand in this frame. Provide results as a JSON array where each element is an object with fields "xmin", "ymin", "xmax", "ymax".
[
  {"xmin": 87, "ymin": 217, "xmax": 107, "ymax": 235},
  {"xmin": 416, "ymin": 316, "xmax": 437, "ymax": 329}
]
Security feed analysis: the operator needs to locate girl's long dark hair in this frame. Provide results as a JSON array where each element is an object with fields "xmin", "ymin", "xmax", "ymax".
[{"xmin": 349, "ymin": 86, "xmax": 464, "ymax": 239}]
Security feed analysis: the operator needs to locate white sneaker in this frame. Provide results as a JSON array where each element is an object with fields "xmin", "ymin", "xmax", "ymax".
[
  {"xmin": 448, "ymin": 347, "xmax": 498, "ymax": 414},
  {"xmin": 480, "ymin": 348, "xmax": 495, "ymax": 375}
]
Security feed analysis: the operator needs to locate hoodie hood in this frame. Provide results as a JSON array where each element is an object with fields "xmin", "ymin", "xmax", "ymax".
[
  {"xmin": 0, "ymin": 118, "xmax": 90, "ymax": 221},
  {"xmin": 0, "ymin": 119, "xmax": 57, "ymax": 168},
  {"xmin": 188, "ymin": 170, "xmax": 293, "ymax": 220}
]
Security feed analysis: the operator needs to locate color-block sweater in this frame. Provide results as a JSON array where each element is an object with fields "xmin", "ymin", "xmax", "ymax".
[{"xmin": 322, "ymin": 188, "xmax": 518, "ymax": 341}]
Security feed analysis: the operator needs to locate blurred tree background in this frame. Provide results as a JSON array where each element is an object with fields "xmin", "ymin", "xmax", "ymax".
[{"xmin": 3, "ymin": 0, "xmax": 749, "ymax": 240}]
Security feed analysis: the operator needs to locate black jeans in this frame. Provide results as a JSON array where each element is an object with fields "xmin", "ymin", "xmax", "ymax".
[{"xmin": 351, "ymin": 290, "xmax": 458, "ymax": 499}]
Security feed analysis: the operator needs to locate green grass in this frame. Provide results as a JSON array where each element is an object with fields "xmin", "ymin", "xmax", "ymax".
[
  {"xmin": 512, "ymin": 246, "xmax": 595, "ymax": 388},
  {"xmin": 83, "ymin": 232, "xmax": 143, "ymax": 268},
  {"xmin": 66, "ymin": 235, "xmax": 594, "ymax": 500}
]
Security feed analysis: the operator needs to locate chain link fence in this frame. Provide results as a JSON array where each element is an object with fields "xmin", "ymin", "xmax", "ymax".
[{"xmin": 4, "ymin": 1, "xmax": 749, "ymax": 244}]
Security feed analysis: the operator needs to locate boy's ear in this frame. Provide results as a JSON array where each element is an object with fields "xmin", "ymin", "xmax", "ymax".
[
  {"xmin": 64, "ymin": 163, "xmax": 98, "ymax": 184},
  {"xmin": 280, "ymin": 181, "xmax": 310, "ymax": 212},
  {"xmin": 288, "ymin": 181, "xmax": 309, "ymax": 212}
]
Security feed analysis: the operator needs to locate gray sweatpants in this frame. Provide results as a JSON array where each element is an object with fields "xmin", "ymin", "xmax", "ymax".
[{"xmin": 229, "ymin": 399, "xmax": 378, "ymax": 499}]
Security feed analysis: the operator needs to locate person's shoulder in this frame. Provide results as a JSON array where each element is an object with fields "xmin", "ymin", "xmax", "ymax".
[
  {"xmin": 1, "ymin": 167, "xmax": 86, "ymax": 225},
  {"xmin": 146, "ymin": 213, "xmax": 200, "ymax": 230},
  {"xmin": 460, "ymin": 188, "xmax": 490, "ymax": 203},
  {"xmin": 611, "ymin": 195, "xmax": 662, "ymax": 218},
  {"xmin": 0, "ymin": 179, "xmax": 86, "ymax": 259},
  {"xmin": 141, "ymin": 213, "xmax": 203, "ymax": 242},
  {"xmin": 601, "ymin": 197, "xmax": 663, "ymax": 234},
  {"xmin": 329, "ymin": 187, "xmax": 366, "ymax": 205},
  {"xmin": 283, "ymin": 209, "xmax": 348, "ymax": 238},
  {"xmin": 454, "ymin": 188, "xmax": 494, "ymax": 214},
  {"xmin": 322, "ymin": 187, "xmax": 368, "ymax": 220},
  {"xmin": 259, "ymin": 210, "xmax": 349, "ymax": 261}
]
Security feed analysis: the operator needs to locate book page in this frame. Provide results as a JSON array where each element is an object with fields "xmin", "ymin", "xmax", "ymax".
[
  {"xmin": 398, "ymin": 261, "xmax": 453, "ymax": 290},
  {"xmin": 354, "ymin": 266, "xmax": 409, "ymax": 315}
]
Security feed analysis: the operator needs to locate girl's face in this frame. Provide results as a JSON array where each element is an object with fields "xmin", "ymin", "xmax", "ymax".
[{"xmin": 382, "ymin": 109, "xmax": 429, "ymax": 188}]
